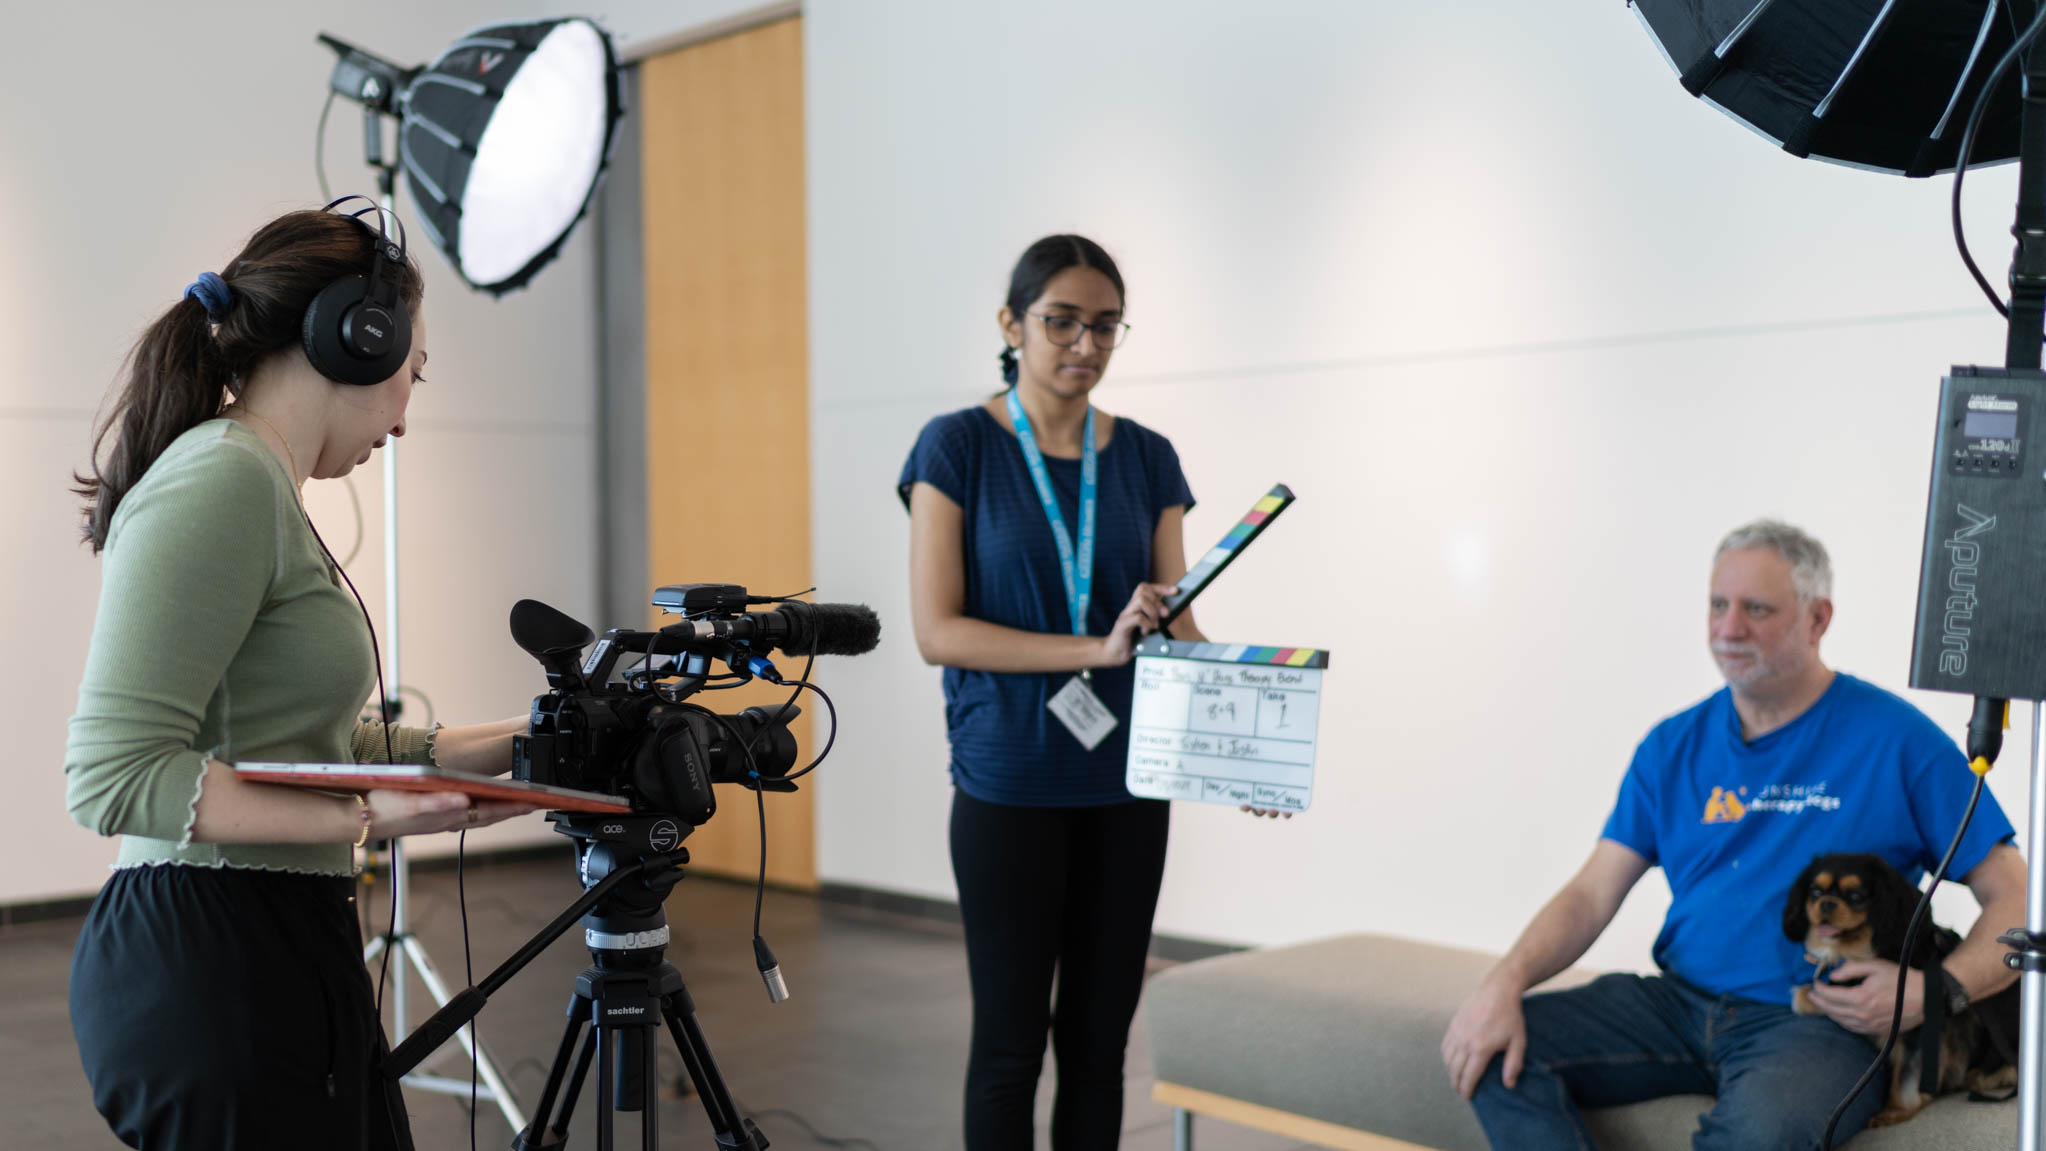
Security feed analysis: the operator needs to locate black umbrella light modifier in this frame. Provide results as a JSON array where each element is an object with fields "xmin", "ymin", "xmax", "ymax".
[
  {"xmin": 319, "ymin": 18, "xmax": 624, "ymax": 295},
  {"xmin": 1631, "ymin": 0, "xmax": 2026, "ymax": 176}
]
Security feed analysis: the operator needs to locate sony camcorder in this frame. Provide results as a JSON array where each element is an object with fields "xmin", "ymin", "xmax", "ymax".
[{"xmin": 509, "ymin": 584, "xmax": 879, "ymax": 822}]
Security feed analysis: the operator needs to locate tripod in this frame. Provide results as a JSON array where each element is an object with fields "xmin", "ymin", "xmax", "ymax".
[{"xmin": 384, "ymin": 812, "xmax": 768, "ymax": 1150}]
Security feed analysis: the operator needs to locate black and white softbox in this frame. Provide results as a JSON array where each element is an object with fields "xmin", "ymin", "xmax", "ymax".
[{"xmin": 396, "ymin": 18, "xmax": 623, "ymax": 294}]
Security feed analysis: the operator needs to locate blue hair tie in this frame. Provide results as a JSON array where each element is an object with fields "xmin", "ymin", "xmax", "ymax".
[{"xmin": 183, "ymin": 271, "xmax": 235, "ymax": 323}]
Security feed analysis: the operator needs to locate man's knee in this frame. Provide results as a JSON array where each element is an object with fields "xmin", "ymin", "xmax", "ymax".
[
  {"xmin": 1694, "ymin": 1091, "xmax": 1842, "ymax": 1151},
  {"xmin": 1467, "ymin": 1053, "xmax": 1554, "ymax": 1117}
]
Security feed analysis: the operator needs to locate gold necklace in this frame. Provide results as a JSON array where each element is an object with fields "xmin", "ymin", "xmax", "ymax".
[{"xmin": 232, "ymin": 407, "xmax": 303, "ymax": 492}]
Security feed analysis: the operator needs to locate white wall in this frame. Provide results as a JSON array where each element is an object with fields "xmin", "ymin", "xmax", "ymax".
[
  {"xmin": 572, "ymin": 0, "xmax": 789, "ymax": 57},
  {"xmin": 1, "ymin": 0, "xmax": 607, "ymax": 902},
  {"xmin": 804, "ymin": 1, "xmax": 2035, "ymax": 973}
]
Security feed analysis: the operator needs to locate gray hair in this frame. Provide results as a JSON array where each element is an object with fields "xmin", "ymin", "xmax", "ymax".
[{"xmin": 1715, "ymin": 519, "xmax": 1832, "ymax": 604}]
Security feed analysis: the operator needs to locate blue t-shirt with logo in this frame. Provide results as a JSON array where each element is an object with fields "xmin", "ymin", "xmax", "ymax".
[
  {"xmin": 1600, "ymin": 672, "xmax": 2015, "ymax": 1005},
  {"xmin": 899, "ymin": 404, "xmax": 1194, "ymax": 806}
]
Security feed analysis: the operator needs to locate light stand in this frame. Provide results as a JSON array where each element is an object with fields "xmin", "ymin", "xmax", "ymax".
[
  {"xmin": 321, "ymin": 34, "xmax": 528, "ymax": 1134},
  {"xmin": 316, "ymin": 17, "xmax": 621, "ymax": 1133},
  {"xmin": 2015, "ymin": 707, "xmax": 2046, "ymax": 1151},
  {"xmin": 1992, "ymin": 22, "xmax": 2046, "ymax": 1151}
]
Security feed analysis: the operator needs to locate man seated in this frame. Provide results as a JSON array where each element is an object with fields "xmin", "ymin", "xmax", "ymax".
[{"xmin": 1440, "ymin": 519, "xmax": 2026, "ymax": 1149}]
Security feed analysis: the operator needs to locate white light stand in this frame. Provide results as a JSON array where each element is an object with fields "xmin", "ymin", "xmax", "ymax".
[
  {"xmin": 353, "ymin": 178, "xmax": 527, "ymax": 1135},
  {"xmin": 2016, "ymin": 705, "xmax": 2046, "ymax": 1151}
]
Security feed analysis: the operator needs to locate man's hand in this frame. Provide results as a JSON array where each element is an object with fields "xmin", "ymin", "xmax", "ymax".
[
  {"xmin": 1442, "ymin": 975, "xmax": 1527, "ymax": 1100},
  {"xmin": 1806, "ymin": 958, "xmax": 1923, "ymax": 1039}
]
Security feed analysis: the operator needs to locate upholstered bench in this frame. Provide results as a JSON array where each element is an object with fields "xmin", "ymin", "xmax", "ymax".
[{"xmin": 1145, "ymin": 934, "xmax": 2016, "ymax": 1150}]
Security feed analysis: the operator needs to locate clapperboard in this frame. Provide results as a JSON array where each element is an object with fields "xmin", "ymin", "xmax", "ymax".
[{"xmin": 1125, "ymin": 636, "xmax": 1328, "ymax": 812}]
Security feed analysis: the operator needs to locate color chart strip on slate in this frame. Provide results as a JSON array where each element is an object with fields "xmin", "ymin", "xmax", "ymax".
[
  {"xmin": 1157, "ymin": 483, "xmax": 1296, "ymax": 631},
  {"xmin": 1133, "ymin": 635, "xmax": 1331, "ymax": 669}
]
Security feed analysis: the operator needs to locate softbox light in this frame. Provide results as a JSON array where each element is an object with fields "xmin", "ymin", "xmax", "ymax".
[{"xmin": 322, "ymin": 17, "xmax": 624, "ymax": 296}]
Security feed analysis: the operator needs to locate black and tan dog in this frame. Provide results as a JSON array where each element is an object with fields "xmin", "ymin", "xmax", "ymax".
[{"xmin": 1783, "ymin": 852, "xmax": 2019, "ymax": 1126}]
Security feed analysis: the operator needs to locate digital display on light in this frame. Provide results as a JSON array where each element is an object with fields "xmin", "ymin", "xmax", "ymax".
[{"xmin": 1965, "ymin": 410, "xmax": 2020, "ymax": 441}]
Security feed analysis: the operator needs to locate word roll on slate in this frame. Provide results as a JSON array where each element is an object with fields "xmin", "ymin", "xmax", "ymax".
[{"xmin": 1125, "ymin": 636, "xmax": 1328, "ymax": 812}]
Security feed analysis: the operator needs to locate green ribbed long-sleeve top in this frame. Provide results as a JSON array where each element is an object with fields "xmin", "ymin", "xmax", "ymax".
[{"xmin": 65, "ymin": 419, "xmax": 434, "ymax": 876}]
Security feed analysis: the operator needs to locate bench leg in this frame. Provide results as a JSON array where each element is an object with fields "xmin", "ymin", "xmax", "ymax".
[{"xmin": 1173, "ymin": 1106, "xmax": 1193, "ymax": 1151}]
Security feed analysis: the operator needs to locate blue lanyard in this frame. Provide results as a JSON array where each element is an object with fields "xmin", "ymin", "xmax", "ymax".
[{"xmin": 1006, "ymin": 388, "xmax": 1096, "ymax": 637}]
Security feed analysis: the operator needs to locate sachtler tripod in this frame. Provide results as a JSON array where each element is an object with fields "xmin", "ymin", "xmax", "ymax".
[{"xmin": 383, "ymin": 812, "xmax": 768, "ymax": 1150}]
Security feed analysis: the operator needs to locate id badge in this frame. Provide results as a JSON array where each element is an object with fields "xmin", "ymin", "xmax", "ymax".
[{"xmin": 1048, "ymin": 675, "xmax": 1119, "ymax": 750}]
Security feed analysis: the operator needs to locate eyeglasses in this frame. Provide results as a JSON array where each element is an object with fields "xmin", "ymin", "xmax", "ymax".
[{"xmin": 1027, "ymin": 312, "xmax": 1131, "ymax": 350}]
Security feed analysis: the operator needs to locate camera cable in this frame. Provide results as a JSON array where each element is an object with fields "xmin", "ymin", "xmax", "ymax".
[
  {"xmin": 1819, "ymin": 698, "xmax": 2002, "ymax": 1150},
  {"xmin": 781, "ymin": 679, "xmax": 838, "ymax": 782},
  {"xmin": 299, "ymin": 503, "xmax": 414, "ymax": 1151},
  {"xmin": 676, "ymin": 649, "xmax": 838, "ymax": 1005},
  {"xmin": 1951, "ymin": 1, "xmax": 2046, "ymax": 320},
  {"xmin": 743, "ymin": 645, "xmax": 815, "ymax": 995},
  {"xmin": 681, "ymin": 699, "xmax": 794, "ymax": 1003},
  {"xmin": 459, "ymin": 826, "xmax": 478, "ymax": 1151},
  {"xmin": 741, "ymin": 1102, "xmax": 882, "ymax": 1151}
]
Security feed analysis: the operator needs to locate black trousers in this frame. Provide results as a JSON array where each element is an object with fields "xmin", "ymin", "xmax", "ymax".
[
  {"xmin": 950, "ymin": 788, "xmax": 1171, "ymax": 1151},
  {"xmin": 70, "ymin": 866, "xmax": 414, "ymax": 1151}
]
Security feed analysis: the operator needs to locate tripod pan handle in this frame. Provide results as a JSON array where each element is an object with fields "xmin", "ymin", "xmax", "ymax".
[{"xmin": 383, "ymin": 986, "xmax": 489, "ymax": 1079}]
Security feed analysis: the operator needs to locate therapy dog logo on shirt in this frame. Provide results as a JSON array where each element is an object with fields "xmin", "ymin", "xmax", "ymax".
[
  {"xmin": 1702, "ymin": 786, "xmax": 1748, "ymax": 824},
  {"xmin": 1702, "ymin": 782, "xmax": 1841, "ymax": 824}
]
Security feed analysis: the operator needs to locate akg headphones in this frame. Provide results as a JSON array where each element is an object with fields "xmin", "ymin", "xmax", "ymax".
[{"xmin": 302, "ymin": 194, "xmax": 413, "ymax": 387}]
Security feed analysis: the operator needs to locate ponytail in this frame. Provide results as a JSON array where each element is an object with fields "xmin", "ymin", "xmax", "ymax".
[
  {"xmin": 73, "ymin": 296, "xmax": 234, "ymax": 551},
  {"xmin": 72, "ymin": 208, "xmax": 425, "ymax": 553}
]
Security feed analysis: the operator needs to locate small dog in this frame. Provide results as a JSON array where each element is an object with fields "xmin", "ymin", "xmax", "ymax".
[{"xmin": 1783, "ymin": 852, "xmax": 2019, "ymax": 1126}]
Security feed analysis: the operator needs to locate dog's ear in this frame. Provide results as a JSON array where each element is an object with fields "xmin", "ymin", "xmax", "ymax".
[
  {"xmin": 1784, "ymin": 855, "xmax": 1822, "ymax": 942},
  {"xmin": 1866, "ymin": 857, "xmax": 1927, "ymax": 965}
]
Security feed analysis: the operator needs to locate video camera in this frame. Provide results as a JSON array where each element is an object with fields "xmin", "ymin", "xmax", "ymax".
[{"xmin": 509, "ymin": 584, "xmax": 880, "ymax": 821}]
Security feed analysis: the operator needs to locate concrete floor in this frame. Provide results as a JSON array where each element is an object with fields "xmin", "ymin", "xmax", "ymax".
[{"xmin": 6, "ymin": 850, "xmax": 1314, "ymax": 1150}]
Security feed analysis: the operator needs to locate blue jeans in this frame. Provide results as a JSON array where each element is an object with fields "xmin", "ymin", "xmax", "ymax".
[{"xmin": 1469, "ymin": 973, "xmax": 1887, "ymax": 1151}]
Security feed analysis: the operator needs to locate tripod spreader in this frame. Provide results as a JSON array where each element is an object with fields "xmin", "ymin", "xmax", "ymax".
[{"xmin": 382, "ymin": 848, "xmax": 689, "ymax": 1080}]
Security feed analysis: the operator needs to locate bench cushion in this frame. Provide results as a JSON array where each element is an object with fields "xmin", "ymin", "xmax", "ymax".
[{"xmin": 1144, "ymin": 933, "xmax": 2015, "ymax": 1150}]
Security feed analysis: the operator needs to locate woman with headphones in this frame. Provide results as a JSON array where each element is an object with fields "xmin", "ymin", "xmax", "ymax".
[
  {"xmin": 901, "ymin": 234, "xmax": 1208, "ymax": 1149},
  {"xmin": 65, "ymin": 201, "xmax": 538, "ymax": 1150}
]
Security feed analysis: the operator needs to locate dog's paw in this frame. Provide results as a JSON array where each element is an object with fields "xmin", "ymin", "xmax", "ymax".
[
  {"xmin": 1867, "ymin": 1107, "xmax": 1916, "ymax": 1128},
  {"xmin": 1791, "ymin": 985, "xmax": 1821, "ymax": 1015},
  {"xmin": 1968, "ymin": 1065, "xmax": 2019, "ymax": 1099}
]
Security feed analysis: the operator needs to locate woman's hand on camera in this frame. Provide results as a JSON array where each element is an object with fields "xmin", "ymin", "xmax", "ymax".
[
  {"xmin": 364, "ymin": 789, "xmax": 542, "ymax": 839},
  {"xmin": 1095, "ymin": 583, "xmax": 1179, "ymax": 667}
]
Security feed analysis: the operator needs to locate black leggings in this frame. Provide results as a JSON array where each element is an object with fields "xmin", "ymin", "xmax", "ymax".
[
  {"xmin": 950, "ymin": 788, "xmax": 1170, "ymax": 1151},
  {"xmin": 70, "ymin": 866, "xmax": 413, "ymax": 1151}
]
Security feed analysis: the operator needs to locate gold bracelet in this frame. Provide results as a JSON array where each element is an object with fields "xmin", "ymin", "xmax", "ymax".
[{"xmin": 352, "ymin": 793, "xmax": 373, "ymax": 849}]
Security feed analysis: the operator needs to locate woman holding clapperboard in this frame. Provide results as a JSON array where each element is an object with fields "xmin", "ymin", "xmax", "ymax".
[{"xmin": 903, "ymin": 235, "xmax": 1267, "ymax": 1149}]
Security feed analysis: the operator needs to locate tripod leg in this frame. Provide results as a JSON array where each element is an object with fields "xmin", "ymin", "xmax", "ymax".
[
  {"xmin": 552, "ymin": 1026, "xmax": 599, "ymax": 1140},
  {"xmin": 643, "ymin": 1024, "xmax": 661, "ymax": 1151},
  {"xmin": 598, "ymin": 1018, "xmax": 615, "ymax": 1151},
  {"xmin": 659, "ymin": 992, "xmax": 765, "ymax": 1149},
  {"xmin": 516, "ymin": 996, "xmax": 589, "ymax": 1149}
]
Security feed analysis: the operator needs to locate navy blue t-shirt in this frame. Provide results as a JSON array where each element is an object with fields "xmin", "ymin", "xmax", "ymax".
[
  {"xmin": 1601, "ymin": 672, "xmax": 2016, "ymax": 1004},
  {"xmin": 899, "ymin": 403, "xmax": 1194, "ymax": 806}
]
